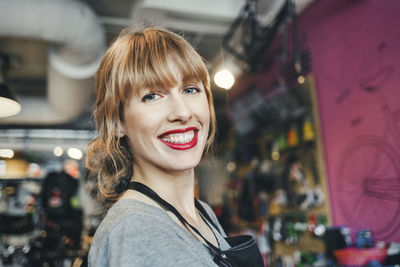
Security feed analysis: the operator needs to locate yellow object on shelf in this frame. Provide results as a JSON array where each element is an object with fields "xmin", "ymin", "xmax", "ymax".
[{"xmin": 303, "ymin": 118, "xmax": 315, "ymax": 141}]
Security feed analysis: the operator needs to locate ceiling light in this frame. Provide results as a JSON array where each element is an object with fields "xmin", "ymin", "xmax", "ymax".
[
  {"xmin": 297, "ymin": 75, "xmax": 305, "ymax": 84},
  {"xmin": 53, "ymin": 146, "xmax": 64, "ymax": 157},
  {"xmin": 226, "ymin": 161, "xmax": 236, "ymax": 172},
  {"xmin": 0, "ymin": 149, "xmax": 14, "ymax": 159},
  {"xmin": 67, "ymin": 147, "xmax": 83, "ymax": 160},
  {"xmin": 271, "ymin": 151, "xmax": 280, "ymax": 161},
  {"xmin": 214, "ymin": 69, "xmax": 235, "ymax": 90},
  {"xmin": 0, "ymin": 83, "xmax": 21, "ymax": 118}
]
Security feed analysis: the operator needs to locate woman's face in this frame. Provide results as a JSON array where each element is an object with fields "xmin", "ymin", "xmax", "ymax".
[{"xmin": 121, "ymin": 66, "xmax": 210, "ymax": 173}]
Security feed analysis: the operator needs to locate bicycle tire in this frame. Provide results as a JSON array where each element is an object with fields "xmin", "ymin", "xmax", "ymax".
[{"xmin": 336, "ymin": 135, "xmax": 400, "ymax": 240}]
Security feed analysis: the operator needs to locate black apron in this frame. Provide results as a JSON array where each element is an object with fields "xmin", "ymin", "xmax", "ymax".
[{"xmin": 128, "ymin": 182, "xmax": 264, "ymax": 267}]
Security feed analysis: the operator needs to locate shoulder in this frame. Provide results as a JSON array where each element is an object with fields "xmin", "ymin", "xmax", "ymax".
[
  {"xmin": 89, "ymin": 200, "xmax": 169, "ymax": 266},
  {"xmin": 90, "ymin": 199, "xmax": 175, "ymax": 247},
  {"xmin": 89, "ymin": 199, "xmax": 212, "ymax": 267}
]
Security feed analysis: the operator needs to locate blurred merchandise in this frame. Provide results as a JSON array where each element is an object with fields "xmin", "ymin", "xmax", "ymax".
[
  {"xmin": 333, "ymin": 247, "xmax": 387, "ymax": 266},
  {"xmin": 324, "ymin": 226, "xmax": 352, "ymax": 261},
  {"xmin": 357, "ymin": 229, "xmax": 373, "ymax": 249},
  {"xmin": 287, "ymin": 125, "xmax": 299, "ymax": 147},
  {"xmin": 302, "ymin": 117, "xmax": 315, "ymax": 142}
]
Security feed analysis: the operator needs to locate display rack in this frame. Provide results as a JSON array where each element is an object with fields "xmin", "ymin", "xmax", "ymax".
[{"xmin": 225, "ymin": 75, "xmax": 331, "ymax": 266}]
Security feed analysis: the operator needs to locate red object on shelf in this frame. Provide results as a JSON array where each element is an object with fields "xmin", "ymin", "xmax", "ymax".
[{"xmin": 334, "ymin": 247, "xmax": 387, "ymax": 266}]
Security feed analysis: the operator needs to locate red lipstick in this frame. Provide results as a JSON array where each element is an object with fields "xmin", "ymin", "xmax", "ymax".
[{"xmin": 158, "ymin": 127, "xmax": 198, "ymax": 150}]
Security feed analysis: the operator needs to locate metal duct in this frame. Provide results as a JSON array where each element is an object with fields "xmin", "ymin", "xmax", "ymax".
[{"xmin": 0, "ymin": 0, "xmax": 105, "ymax": 124}]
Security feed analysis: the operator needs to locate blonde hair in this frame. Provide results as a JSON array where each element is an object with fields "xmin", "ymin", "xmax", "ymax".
[{"xmin": 86, "ymin": 27, "xmax": 216, "ymax": 202}]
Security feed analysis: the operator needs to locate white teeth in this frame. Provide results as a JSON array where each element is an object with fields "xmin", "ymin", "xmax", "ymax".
[{"xmin": 161, "ymin": 132, "xmax": 195, "ymax": 144}]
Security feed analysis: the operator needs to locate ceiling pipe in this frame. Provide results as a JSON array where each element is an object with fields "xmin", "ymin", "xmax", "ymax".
[{"xmin": 0, "ymin": 0, "xmax": 105, "ymax": 124}]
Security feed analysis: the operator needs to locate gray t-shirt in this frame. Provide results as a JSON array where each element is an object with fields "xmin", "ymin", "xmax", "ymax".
[{"xmin": 89, "ymin": 199, "xmax": 230, "ymax": 267}]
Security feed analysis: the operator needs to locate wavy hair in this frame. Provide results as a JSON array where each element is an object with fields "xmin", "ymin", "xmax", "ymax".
[{"xmin": 86, "ymin": 27, "xmax": 216, "ymax": 202}]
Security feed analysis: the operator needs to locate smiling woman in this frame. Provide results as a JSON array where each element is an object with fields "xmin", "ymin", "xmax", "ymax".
[
  {"xmin": 86, "ymin": 27, "xmax": 263, "ymax": 267},
  {"xmin": 87, "ymin": 27, "xmax": 216, "ymax": 201}
]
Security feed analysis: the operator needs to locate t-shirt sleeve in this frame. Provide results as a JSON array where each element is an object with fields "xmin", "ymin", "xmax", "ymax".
[{"xmin": 89, "ymin": 214, "xmax": 203, "ymax": 267}]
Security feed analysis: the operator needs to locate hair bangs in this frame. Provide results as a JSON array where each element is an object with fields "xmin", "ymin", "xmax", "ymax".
[
  {"xmin": 170, "ymin": 48, "xmax": 209, "ymax": 87},
  {"xmin": 123, "ymin": 28, "xmax": 209, "ymax": 98}
]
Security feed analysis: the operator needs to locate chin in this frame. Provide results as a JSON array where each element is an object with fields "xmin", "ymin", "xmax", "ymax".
[
  {"xmin": 164, "ymin": 156, "xmax": 202, "ymax": 172},
  {"xmin": 169, "ymin": 160, "xmax": 201, "ymax": 171}
]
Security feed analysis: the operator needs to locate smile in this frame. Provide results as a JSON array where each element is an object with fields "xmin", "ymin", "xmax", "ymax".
[{"xmin": 158, "ymin": 127, "xmax": 198, "ymax": 150}]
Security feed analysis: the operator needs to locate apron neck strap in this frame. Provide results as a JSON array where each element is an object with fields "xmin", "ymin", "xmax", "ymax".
[{"xmin": 128, "ymin": 182, "xmax": 220, "ymax": 251}]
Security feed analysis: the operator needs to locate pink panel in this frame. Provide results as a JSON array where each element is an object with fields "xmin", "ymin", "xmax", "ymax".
[{"xmin": 300, "ymin": 0, "xmax": 400, "ymax": 241}]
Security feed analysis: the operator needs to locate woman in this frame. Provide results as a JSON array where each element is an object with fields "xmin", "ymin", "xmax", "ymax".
[{"xmin": 86, "ymin": 27, "xmax": 263, "ymax": 267}]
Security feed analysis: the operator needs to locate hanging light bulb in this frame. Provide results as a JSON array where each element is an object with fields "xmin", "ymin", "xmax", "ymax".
[
  {"xmin": 297, "ymin": 75, "xmax": 305, "ymax": 84},
  {"xmin": 53, "ymin": 146, "xmax": 64, "ymax": 157},
  {"xmin": 214, "ymin": 69, "xmax": 235, "ymax": 90}
]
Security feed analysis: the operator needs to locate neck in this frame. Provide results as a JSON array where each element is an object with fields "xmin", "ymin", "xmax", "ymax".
[{"xmin": 131, "ymin": 159, "xmax": 197, "ymax": 217}]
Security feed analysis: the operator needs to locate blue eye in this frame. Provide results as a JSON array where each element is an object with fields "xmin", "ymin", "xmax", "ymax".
[
  {"xmin": 184, "ymin": 87, "xmax": 200, "ymax": 94},
  {"xmin": 142, "ymin": 93, "xmax": 160, "ymax": 102}
]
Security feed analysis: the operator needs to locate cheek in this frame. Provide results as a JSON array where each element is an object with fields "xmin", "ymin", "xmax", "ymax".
[
  {"xmin": 123, "ymin": 112, "xmax": 145, "ymax": 147},
  {"xmin": 202, "ymin": 102, "xmax": 211, "ymax": 126},
  {"xmin": 125, "ymin": 122, "xmax": 153, "ymax": 158},
  {"xmin": 193, "ymin": 96, "xmax": 211, "ymax": 120},
  {"xmin": 193, "ymin": 100, "xmax": 211, "ymax": 133},
  {"xmin": 203, "ymin": 109, "xmax": 211, "ymax": 128},
  {"xmin": 123, "ymin": 107, "xmax": 164, "ymax": 146}
]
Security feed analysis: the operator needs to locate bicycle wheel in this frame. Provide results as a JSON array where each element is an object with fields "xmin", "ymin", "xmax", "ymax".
[{"xmin": 336, "ymin": 135, "xmax": 400, "ymax": 240}]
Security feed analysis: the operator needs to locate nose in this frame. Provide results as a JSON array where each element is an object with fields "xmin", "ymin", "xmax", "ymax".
[{"xmin": 167, "ymin": 94, "xmax": 192, "ymax": 123}]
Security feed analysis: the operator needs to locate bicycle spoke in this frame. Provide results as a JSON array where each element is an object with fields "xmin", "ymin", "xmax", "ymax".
[
  {"xmin": 366, "ymin": 178, "xmax": 400, "ymax": 199},
  {"xmin": 352, "ymin": 196, "xmax": 365, "ymax": 218},
  {"xmin": 365, "ymin": 195, "xmax": 376, "ymax": 225},
  {"xmin": 348, "ymin": 159, "xmax": 364, "ymax": 183},
  {"xmin": 367, "ymin": 199, "xmax": 386, "ymax": 232},
  {"xmin": 367, "ymin": 148, "xmax": 383, "ymax": 175}
]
